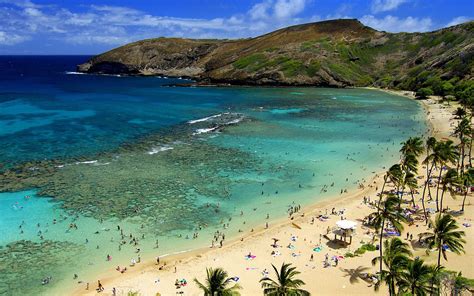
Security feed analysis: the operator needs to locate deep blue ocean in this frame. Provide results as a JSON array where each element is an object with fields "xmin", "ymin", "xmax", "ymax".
[{"xmin": 0, "ymin": 55, "xmax": 427, "ymax": 295}]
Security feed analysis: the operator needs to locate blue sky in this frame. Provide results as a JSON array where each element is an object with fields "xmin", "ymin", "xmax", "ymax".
[{"xmin": 0, "ymin": 0, "xmax": 472, "ymax": 54}]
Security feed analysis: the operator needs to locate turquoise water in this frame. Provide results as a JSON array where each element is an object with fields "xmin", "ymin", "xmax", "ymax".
[{"xmin": 0, "ymin": 56, "xmax": 427, "ymax": 295}]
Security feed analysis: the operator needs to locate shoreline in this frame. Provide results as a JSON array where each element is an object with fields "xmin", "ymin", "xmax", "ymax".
[
  {"xmin": 71, "ymin": 89, "xmax": 465, "ymax": 296},
  {"xmin": 75, "ymin": 168, "xmax": 386, "ymax": 290}
]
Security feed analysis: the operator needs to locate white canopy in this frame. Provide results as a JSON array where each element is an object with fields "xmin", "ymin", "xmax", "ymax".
[{"xmin": 336, "ymin": 220, "xmax": 357, "ymax": 230}]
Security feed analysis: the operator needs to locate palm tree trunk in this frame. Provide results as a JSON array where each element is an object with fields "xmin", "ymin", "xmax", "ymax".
[
  {"xmin": 410, "ymin": 189, "xmax": 416, "ymax": 208},
  {"xmin": 427, "ymin": 182, "xmax": 433, "ymax": 200},
  {"xmin": 469, "ymin": 135, "xmax": 473, "ymax": 168},
  {"xmin": 435, "ymin": 168, "xmax": 443, "ymax": 212},
  {"xmin": 461, "ymin": 188, "xmax": 468, "ymax": 212},
  {"xmin": 396, "ymin": 181, "xmax": 402, "ymax": 210},
  {"xmin": 379, "ymin": 217, "xmax": 385, "ymax": 275},
  {"xmin": 440, "ymin": 185, "xmax": 446, "ymax": 212},
  {"xmin": 398, "ymin": 186, "xmax": 403, "ymax": 210},
  {"xmin": 377, "ymin": 175, "xmax": 387, "ymax": 212},
  {"xmin": 437, "ymin": 242, "xmax": 442, "ymax": 268},
  {"xmin": 461, "ymin": 142, "xmax": 465, "ymax": 177},
  {"xmin": 396, "ymin": 182, "xmax": 404, "ymax": 224},
  {"xmin": 457, "ymin": 138, "xmax": 463, "ymax": 175},
  {"xmin": 389, "ymin": 280, "xmax": 395, "ymax": 296},
  {"xmin": 421, "ymin": 163, "xmax": 435, "ymax": 222}
]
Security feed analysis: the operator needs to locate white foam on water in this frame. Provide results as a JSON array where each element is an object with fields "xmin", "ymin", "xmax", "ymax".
[
  {"xmin": 191, "ymin": 114, "xmax": 245, "ymax": 136},
  {"xmin": 72, "ymin": 160, "xmax": 110, "ymax": 166},
  {"xmin": 225, "ymin": 118, "xmax": 243, "ymax": 125},
  {"xmin": 75, "ymin": 160, "xmax": 98, "ymax": 165},
  {"xmin": 193, "ymin": 127, "xmax": 218, "ymax": 135},
  {"xmin": 65, "ymin": 71, "xmax": 86, "ymax": 75},
  {"xmin": 187, "ymin": 113, "xmax": 229, "ymax": 124},
  {"xmin": 147, "ymin": 146, "xmax": 174, "ymax": 155}
]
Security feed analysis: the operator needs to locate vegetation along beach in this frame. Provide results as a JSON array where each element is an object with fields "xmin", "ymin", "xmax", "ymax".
[{"xmin": 0, "ymin": 1, "xmax": 473, "ymax": 295}]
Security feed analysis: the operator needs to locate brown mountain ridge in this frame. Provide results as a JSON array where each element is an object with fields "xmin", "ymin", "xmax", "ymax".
[{"xmin": 78, "ymin": 19, "xmax": 473, "ymax": 92}]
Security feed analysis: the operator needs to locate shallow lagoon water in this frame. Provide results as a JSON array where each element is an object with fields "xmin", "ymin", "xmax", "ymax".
[{"xmin": 0, "ymin": 56, "xmax": 427, "ymax": 295}]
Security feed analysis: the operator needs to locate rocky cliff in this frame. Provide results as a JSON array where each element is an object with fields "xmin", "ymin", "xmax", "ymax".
[{"xmin": 78, "ymin": 19, "xmax": 473, "ymax": 90}]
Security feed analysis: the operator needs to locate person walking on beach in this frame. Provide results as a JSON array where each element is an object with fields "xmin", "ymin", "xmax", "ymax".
[{"xmin": 97, "ymin": 280, "xmax": 104, "ymax": 292}]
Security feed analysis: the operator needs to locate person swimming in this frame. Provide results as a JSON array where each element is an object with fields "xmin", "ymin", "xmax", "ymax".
[{"xmin": 41, "ymin": 276, "xmax": 52, "ymax": 285}]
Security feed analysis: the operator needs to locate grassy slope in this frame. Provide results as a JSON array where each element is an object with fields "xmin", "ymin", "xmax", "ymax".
[{"xmin": 80, "ymin": 19, "xmax": 474, "ymax": 93}]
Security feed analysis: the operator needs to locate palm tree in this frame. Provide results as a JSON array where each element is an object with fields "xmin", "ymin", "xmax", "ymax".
[
  {"xmin": 433, "ymin": 141, "xmax": 459, "ymax": 212},
  {"xmin": 439, "ymin": 168, "xmax": 460, "ymax": 212},
  {"xmin": 399, "ymin": 154, "xmax": 419, "ymax": 210},
  {"xmin": 420, "ymin": 137, "xmax": 438, "ymax": 221},
  {"xmin": 422, "ymin": 214, "xmax": 466, "ymax": 268},
  {"xmin": 429, "ymin": 265, "xmax": 446, "ymax": 295},
  {"xmin": 453, "ymin": 117, "xmax": 471, "ymax": 175},
  {"xmin": 461, "ymin": 168, "xmax": 474, "ymax": 212},
  {"xmin": 399, "ymin": 138, "xmax": 422, "ymax": 209},
  {"xmin": 400, "ymin": 137, "xmax": 424, "ymax": 158},
  {"xmin": 401, "ymin": 152, "xmax": 419, "ymax": 174},
  {"xmin": 398, "ymin": 258, "xmax": 434, "ymax": 296},
  {"xmin": 453, "ymin": 107, "xmax": 467, "ymax": 119},
  {"xmin": 371, "ymin": 238, "xmax": 411, "ymax": 295},
  {"xmin": 404, "ymin": 172, "xmax": 419, "ymax": 208},
  {"xmin": 457, "ymin": 94, "xmax": 473, "ymax": 111},
  {"xmin": 452, "ymin": 272, "xmax": 474, "ymax": 296},
  {"xmin": 377, "ymin": 164, "xmax": 403, "ymax": 211},
  {"xmin": 194, "ymin": 267, "xmax": 241, "ymax": 296},
  {"xmin": 260, "ymin": 263, "xmax": 309, "ymax": 296},
  {"xmin": 368, "ymin": 195, "xmax": 406, "ymax": 275}
]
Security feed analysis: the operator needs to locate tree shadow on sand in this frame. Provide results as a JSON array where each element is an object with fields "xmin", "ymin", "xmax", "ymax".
[
  {"xmin": 409, "ymin": 239, "xmax": 425, "ymax": 250},
  {"xmin": 340, "ymin": 266, "xmax": 371, "ymax": 284}
]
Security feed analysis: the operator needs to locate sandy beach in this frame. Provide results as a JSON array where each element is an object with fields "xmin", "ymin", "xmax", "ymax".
[{"xmin": 74, "ymin": 93, "xmax": 473, "ymax": 296}]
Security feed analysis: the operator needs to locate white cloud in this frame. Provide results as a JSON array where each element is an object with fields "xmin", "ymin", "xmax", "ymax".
[
  {"xmin": 24, "ymin": 7, "xmax": 41, "ymax": 16},
  {"xmin": 273, "ymin": 0, "xmax": 307, "ymax": 19},
  {"xmin": 371, "ymin": 0, "xmax": 408, "ymax": 13},
  {"xmin": 0, "ymin": 0, "xmax": 41, "ymax": 8},
  {"xmin": 0, "ymin": 31, "xmax": 29, "ymax": 45},
  {"xmin": 249, "ymin": 0, "xmax": 308, "ymax": 20},
  {"xmin": 0, "ymin": 0, "xmax": 312, "ymax": 47},
  {"xmin": 360, "ymin": 15, "xmax": 433, "ymax": 32},
  {"xmin": 446, "ymin": 16, "xmax": 471, "ymax": 27},
  {"xmin": 0, "ymin": 0, "xmax": 446, "ymax": 49},
  {"xmin": 66, "ymin": 34, "xmax": 130, "ymax": 45},
  {"xmin": 249, "ymin": 0, "xmax": 272, "ymax": 20}
]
